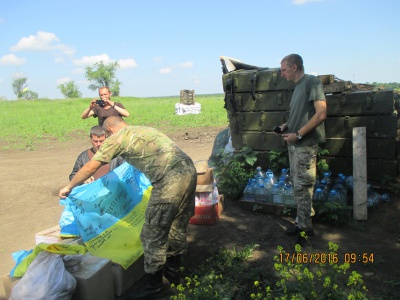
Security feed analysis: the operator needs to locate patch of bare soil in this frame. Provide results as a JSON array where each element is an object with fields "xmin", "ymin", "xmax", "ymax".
[{"xmin": 1, "ymin": 125, "xmax": 399, "ymax": 299}]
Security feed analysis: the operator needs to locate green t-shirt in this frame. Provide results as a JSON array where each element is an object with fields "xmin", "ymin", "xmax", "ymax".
[
  {"xmin": 287, "ymin": 74, "xmax": 326, "ymax": 146},
  {"xmin": 92, "ymin": 126, "xmax": 190, "ymax": 182}
]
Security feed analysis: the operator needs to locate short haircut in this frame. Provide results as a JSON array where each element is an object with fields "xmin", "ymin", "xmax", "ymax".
[
  {"xmin": 99, "ymin": 86, "xmax": 111, "ymax": 93},
  {"xmin": 102, "ymin": 116, "xmax": 127, "ymax": 130},
  {"xmin": 89, "ymin": 125, "xmax": 106, "ymax": 138},
  {"xmin": 281, "ymin": 54, "xmax": 304, "ymax": 72}
]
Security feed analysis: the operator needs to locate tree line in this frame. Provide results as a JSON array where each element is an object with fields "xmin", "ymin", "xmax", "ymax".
[
  {"xmin": 10, "ymin": 65, "xmax": 400, "ymax": 100},
  {"xmin": 11, "ymin": 61, "xmax": 120, "ymax": 100}
]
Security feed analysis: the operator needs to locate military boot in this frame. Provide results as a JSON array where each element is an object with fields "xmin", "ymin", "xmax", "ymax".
[
  {"xmin": 163, "ymin": 255, "xmax": 181, "ymax": 285},
  {"xmin": 125, "ymin": 269, "xmax": 165, "ymax": 300}
]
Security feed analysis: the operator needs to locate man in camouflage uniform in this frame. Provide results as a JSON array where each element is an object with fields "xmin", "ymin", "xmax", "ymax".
[
  {"xmin": 277, "ymin": 54, "xmax": 327, "ymax": 243},
  {"xmin": 59, "ymin": 116, "xmax": 197, "ymax": 299}
]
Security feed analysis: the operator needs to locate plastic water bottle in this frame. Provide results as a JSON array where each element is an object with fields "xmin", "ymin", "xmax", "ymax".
[
  {"xmin": 367, "ymin": 190, "xmax": 390, "ymax": 208},
  {"xmin": 279, "ymin": 168, "xmax": 290, "ymax": 184},
  {"xmin": 332, "ymin": 174, "xmax": 348, "ymax": 204},
  {"xmin": 282, "ymin": 184, "xmax": 295, "ymax": 206},
  {"xmin": 344, "ymin": 175, "xmax": 353, "ymax": 190},
  {"xmin": 254, "ymin": 166, "xmax": 265, "ymax": 179},
  {"xmin": 272, "ymin": 183, "xmax": 283, "ymax": 204},
  {"xmin": 319, "ymin": 179, "xmax": 329, "ymax": 194},
  {"xmin": 266, "ymin": 169, "xmax": 278, "ymax": 183},
  {"xmin": 255, "ymin": 182, "xmax": 267, "ymax": 203},
  {"xmin": 243, "ymin": 181, "xmax": 255, "ymax": 202},
  {"xmin": 262, "ymin": 180, "xmax": 272, "ymax": 203},
  {"xmin": 382, "ymin": 193, "xmax": 390, "ymax": 202},
  {"xmin": 313, "ymin": 188, "xmax": 327, "ymax": 202},
  {"xmin": 322, "ymin": 171, "xmax": 333, "ymax": 189},
  {"xmin": 264, "ymin": 172, "xmax": 275, "ymax": 189},
  {"xmin": 327, "ymin": 189, "xmax": 345, "ymax": 203},
  {"xmin": 344, "ymin": 175, "xmax": 372, "ymax": 192},
  {"xmin": 367, "ymin": 190, "xmax": 381, "ymax": 207}
]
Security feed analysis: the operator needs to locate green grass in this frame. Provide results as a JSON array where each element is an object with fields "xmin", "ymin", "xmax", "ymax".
[{"xmin": 0, "ymin": 94, "xmax": 228, "ymax": 150}]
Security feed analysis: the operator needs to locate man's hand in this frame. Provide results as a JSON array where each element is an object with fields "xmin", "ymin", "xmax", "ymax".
[
  {"xmin": 59, "ymin": 185, "xmax": 72, "ymax": 198},
  {"xmin": 90, "ymin": 98, "xmax": 98, "ymax": 108}
]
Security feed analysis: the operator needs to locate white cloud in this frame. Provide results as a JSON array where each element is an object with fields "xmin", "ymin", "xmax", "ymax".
[
  {"xmin": 118, "ymin": 58, "xmax": 138, "ymax": 69},
  {"xmin": 154, "ymin": 57, "xmax": 163, "ymax": 63},
  {"xmin": 56, "ymin": 77, "xmax": 71, "ymax": 85},
  {"xmin": 178, "ymin": 62, "xmax": 194, "ymax": 68},
  {"xmin": 0, "ymin": 54, "xmax": 26, "ymax": 65},
  {"xmin": 10, "ymin": 31, "xmax": 75, "ymax": 56},
  {"xmin": 0, "ymin": 78, "xmax": 3, "ymax": 82},
  {"xmin": 292, "ymin": 0, "xmax": 322, "ymax": 4},
  {"xmin": 54, "ymin": 57, "xmax": 64, "ymax": 63},
  {"xmin": 72, "ymin": 68, "xmax": 85, "ymax": 74},
  {"xmin": 0, "ymin": 18, "xmax": 5, "ymax": 24},
  {"xmin": 159, "ymin": 67, "xmax": 172, "ymax": 74},
  {"xmin": 55, "ymin": 44, "xmax": 75, "ymax": 56},
  {"xmin": 73, "ymin": 53, "xmax": 112, "ymax": 66}
]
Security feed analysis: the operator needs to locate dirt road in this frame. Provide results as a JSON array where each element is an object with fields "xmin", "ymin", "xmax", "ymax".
[{"xmin": 1, "ymin": 125, "xmax": 400, "ymax": 299}]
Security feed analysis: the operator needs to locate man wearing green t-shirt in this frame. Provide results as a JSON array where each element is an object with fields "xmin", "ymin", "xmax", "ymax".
[
  {"xmin": 59, "ymin": 116, "xmax": 197, "ymax": 299},
  {"xmin": 277, "ymin": 54, "xmax": 327, "ymax": 244}
]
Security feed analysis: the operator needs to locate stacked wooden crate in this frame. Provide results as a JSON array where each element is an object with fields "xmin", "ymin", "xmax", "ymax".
[
  {"xmin": 180, "ymin": 89, "xmax": 195, "ymax": 105},
  {"xmin": 222, "ymin": 68, "xmax": 294, "ymax": 154},
  {"xmin": 222, "ymin": 69, "xmax": 398, "ymax": 182},
  {"xmin": 320, "ymin": 77, "xmax": 397, "ymax": 182}
]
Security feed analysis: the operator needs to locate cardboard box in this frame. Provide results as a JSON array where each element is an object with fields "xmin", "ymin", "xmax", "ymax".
[
  {"xmin": 35, "ymin": 225, "xmax": 80, "ymax": 245},
  {"xmin": 65, "ymin": 238, "xmax": 145, "ymax": 297},
  {"xmin": 194, "ymin": 160, "xmax": 214, "ymax": 192},
  {"xmin": 112, "ymin": 255, "xmax": 146, "ymax": 296},
  {"xmin": 2, "ymin": 275, "xmax": 20, "ymax": 299},
  {"xmin": 2, "ymin": 254, "xmax": 114, "ymax": 300},
  {"xmin": 71, "ymin": 254, "xmax": 114, "ymax": 300},
  {"xmin": 189, "ymin": 204, "xmax": 219, "ymax": 225}
]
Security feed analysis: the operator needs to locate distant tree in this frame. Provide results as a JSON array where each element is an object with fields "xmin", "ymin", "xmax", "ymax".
[
  {"xmin": 368, "ymin": 82, "xmax": 400, "ymax": 89},
  {"xmin": 85, "ymin": 61, "xmax": 121, "ymax": 96},
  {"xmin": 23, "ymin": 91, "xmax": 39, "ymax": 100},
  {"xmin": 58, "ymin": 81, "xmax": 82, "ymax": 98},
  {"xmin": 12, "ymin": 77, "xmax": 28, "ymax": 99},
  {"xmin": 11, "ymin": 77, "xmax": 39, "ymax": 99}
]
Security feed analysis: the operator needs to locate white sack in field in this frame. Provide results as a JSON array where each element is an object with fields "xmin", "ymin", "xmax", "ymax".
[{"xmin": 175, "ymin": 103, "xmax": 201, "ymax": 115}]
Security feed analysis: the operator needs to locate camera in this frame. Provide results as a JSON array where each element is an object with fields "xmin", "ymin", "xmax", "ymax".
[
  {"xmin": 273, "ymin": 126, "xmax": 283, "ymax": 134},
  {"xmin": 95, "ymin": 99, "xmax": 105, "ymax": 108}
]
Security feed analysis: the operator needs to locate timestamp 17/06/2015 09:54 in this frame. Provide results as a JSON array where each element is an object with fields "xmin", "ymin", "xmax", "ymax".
[{"xmin": 279, "ymin": 252, "xmax": 375, "ymax": 264}]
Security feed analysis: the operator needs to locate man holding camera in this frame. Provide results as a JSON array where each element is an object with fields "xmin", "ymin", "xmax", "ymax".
[
  {"xmin": 81, "ymin": 86, "xmax": 130, "ymax": 126},
  {"xmin": 277, "ymin": 54, "xmax": 327, "ymax": 245}
]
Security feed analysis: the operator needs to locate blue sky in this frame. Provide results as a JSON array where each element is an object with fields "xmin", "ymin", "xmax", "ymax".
[{"xmin": 0, "ymin": 0, "xmax": 399, "ymax": 100}]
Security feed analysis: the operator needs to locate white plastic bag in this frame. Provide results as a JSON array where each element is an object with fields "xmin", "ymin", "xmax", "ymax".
[{"xmin": 10, "ymin": 251, "xmax": 76, "ymax": 300}]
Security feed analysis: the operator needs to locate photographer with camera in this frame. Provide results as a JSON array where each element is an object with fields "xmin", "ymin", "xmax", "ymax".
[{"xmin": 81, "ymin": 86, "xmax": 130, "ymax": 126}]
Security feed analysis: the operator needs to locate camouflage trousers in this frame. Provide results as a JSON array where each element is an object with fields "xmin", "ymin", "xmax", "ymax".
[
  {"xmin": 140, "ymin": 159, "xmax": 197, "ymax": 274},
  {"xmin": 288, "ymin": 144, "xmax": 318, "ymax": 231}
]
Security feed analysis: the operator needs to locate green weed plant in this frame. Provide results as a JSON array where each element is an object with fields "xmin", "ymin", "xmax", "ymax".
[
  {"xmin": 251, "ymin": 239, "xmax": 367, "ymax": 299},
  {"xmin": 171, "ymin": 241, "xmax": 367, "ymax": 300},
  {"xmin": 212, "ymin": 145, "xmax": 258, "ymax": 201}
]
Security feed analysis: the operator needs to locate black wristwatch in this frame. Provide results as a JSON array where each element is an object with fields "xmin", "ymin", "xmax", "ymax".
[{"xmin": 296, "ymin": 132, "xmax": 303, "ymax": 140}]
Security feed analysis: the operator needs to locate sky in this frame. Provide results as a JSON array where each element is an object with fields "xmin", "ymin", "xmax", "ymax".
[{"xmin": 0, "ymin": 0, "xmax": 399, "ymax": 100}]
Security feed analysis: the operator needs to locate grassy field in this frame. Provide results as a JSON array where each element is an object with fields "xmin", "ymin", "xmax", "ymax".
[{"xmin": 0, "ymin": 94, "xmax": 228, "ymax": 150}]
